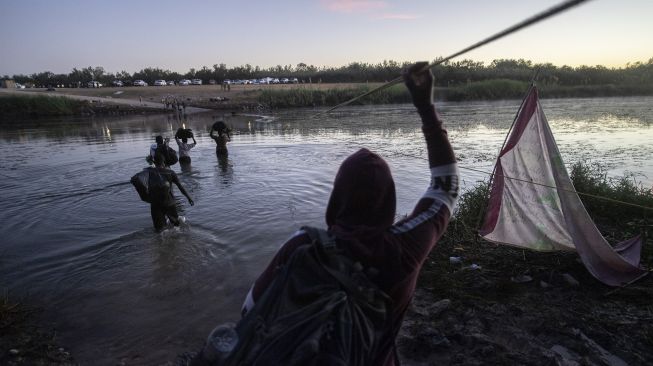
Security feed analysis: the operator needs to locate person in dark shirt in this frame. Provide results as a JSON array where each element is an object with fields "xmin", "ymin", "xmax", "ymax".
[
  {"xmin": 210, "ymin": 121, "xmax": 231, "ymax": 156},
  {"xmin": 148, "ymin": 152, "xmax": 194, "ymax": 231},
  {"xmin": 240, "ymin": 63, "xmax": 459, "ymax": 365}
]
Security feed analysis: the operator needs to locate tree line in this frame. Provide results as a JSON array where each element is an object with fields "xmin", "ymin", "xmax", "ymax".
[{"xmin": 4, "ymin": 58, "xmax": 652, "ymax": 88}]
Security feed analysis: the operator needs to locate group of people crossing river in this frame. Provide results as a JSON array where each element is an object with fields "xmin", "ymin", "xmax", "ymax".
[
  {"xmin": 131, "ymin": 63, "xmax": 460, "ymax": 366},
  {"xmin": 134, "ymin": 119, "xmax": 231, "ymax": 232}
]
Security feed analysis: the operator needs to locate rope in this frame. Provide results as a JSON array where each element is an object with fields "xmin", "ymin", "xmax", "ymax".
[{"xmin": 316, "ymin": 0, "xmax": 593, "ymax": 116}]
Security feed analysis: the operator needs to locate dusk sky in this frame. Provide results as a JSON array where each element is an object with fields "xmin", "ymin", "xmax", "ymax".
[{"xmin": 1, "ymin": 0, "xmax": 651, "ymax": 76}]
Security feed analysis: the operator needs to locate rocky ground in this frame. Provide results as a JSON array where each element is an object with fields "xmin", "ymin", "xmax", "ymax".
[
  {"xmin": 398, "ymin": 233, "xmax": 653, "ymax": 366},
  {"xmin": 0, "ymin": 294, "xmax": 74, "ymax": 365}
]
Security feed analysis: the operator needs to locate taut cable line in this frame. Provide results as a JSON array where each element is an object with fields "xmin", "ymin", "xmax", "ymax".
[{"xmin": 315, "ymin": 0, "xmax": 593, "ymax": 116}]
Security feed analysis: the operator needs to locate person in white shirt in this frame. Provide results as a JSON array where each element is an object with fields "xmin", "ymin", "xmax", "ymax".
[{"xmin": 176, "ymin": 133, "xmax": 197, "ymax": 165}]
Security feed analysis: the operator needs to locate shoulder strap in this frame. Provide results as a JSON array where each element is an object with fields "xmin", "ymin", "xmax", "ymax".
[{"xmin": 300, "ymin": 226, "xmax": 336, "ymax": 249}]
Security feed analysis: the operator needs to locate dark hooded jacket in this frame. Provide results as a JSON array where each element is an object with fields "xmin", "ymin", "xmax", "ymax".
[{"xmin": 244, "ymin": 106, "xmax": 459, "ymax": 365}]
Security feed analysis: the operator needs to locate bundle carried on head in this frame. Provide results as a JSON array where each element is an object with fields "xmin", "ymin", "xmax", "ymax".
[
  {"xmin": 212, "ymin": 121, "xmax": 227, "ymax": 133},
  {"xmin": 175, "ymin": 128, "xmax": 193, "ymax": 139}
]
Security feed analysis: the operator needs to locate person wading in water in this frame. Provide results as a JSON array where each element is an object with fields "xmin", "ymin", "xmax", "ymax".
[
  {"xmin": 148, "ymin": 152, "xmax": 194, "ymax": 231},
  {"xmin": 210, "ymin": 121, "xmax": 231, "ymax": 157}
]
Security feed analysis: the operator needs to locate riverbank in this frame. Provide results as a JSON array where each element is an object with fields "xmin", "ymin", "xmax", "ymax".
[
  {"xmin": 3, "ymin": 80, "xmax": 652, "ymax": 115},
  {"xmin": 398, "ymin": 162, "xmax": 653, "ymax": 366},
  {"xmin": 1, "ymin": 292, "xmax": 74, "ymax": 365}
]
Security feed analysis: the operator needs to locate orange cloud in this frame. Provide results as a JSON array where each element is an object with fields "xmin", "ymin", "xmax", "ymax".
[{"xmin": 321, "ymin": 0, "xmax": 387, "ymax": 13}]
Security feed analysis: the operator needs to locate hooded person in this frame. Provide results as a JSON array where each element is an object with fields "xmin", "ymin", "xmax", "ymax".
[{"xmin": 240, "ymin": 62, "xmax": 459, "ymax": 365}]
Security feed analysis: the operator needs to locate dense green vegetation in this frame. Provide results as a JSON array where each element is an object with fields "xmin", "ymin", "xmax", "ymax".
[
  {"xmin": 258, "ymin": 79, "xmax": 653, "ymax": 107},
  {"xmin": 0, "ymin": 95, "xmax": 89, "ymax": 119},
  {"xmin": 5, "ymin": 58, "xmax": 652, "ymax": 91}
]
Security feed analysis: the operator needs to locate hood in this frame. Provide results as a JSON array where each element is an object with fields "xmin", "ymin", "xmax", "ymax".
[{"xmin": 326, "ymin": 148, "xmax": 396, "ymax": 241}]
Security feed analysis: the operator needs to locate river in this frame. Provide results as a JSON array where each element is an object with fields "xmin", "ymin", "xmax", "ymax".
[{"xmin": 0, "ymin": 96, "xmax": 651, "ymax": 365}]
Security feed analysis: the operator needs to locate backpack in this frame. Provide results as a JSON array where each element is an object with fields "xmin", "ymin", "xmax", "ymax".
[
  {"xmin": 147, "ymin": 168, "xmax": 171, "ymax": 204},
  {"xmin": 164, "ymin": 146, "xmax": 178, "ymax": 166},
  {"xmin": 207, "ymin": 226, "xmax": 392, "ymax": 366},
  {"xmin": 130, "ymin": 169, "xmax": 151, "ymax": 203}
]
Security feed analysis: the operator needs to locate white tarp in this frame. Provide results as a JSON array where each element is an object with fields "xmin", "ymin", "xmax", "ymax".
[{"xmin": 480, "ymin": 87, "xmax": 647, "ymax": 286}]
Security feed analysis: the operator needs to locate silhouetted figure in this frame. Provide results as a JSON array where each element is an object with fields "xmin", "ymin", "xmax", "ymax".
[
  {"xmin": 148, "ymin": 152, "xmax": 194, "ymax": 232},
  {"xmin": 210, "ymin": 121, "xmax": 231, "ymax": 156},
  {"xmin": 236, "ymin": 63, "xmax": 459, "ymax": 365}
]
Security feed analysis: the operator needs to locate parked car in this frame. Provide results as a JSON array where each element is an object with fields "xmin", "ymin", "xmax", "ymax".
[
  {"xmin": 223, "ymin": 79, "xmax": 232, "ymax": 85},
  {"xmin": 87, "ymin": 81, "xmax": 102, "ymax": 88},
  {"xmin": 133, "ymin": 80, "xmax": 148, "ymax": 86},
  {"xmin": 179, "ymin": 79, "xmax": 191, "ymax": 86},
  {"xmin": 290, "ymin": 78, "xmax": 299, "ymax": 83},
  {"xmin": 112, "ymin": 80, "xmax": 123, "ymax": 87},
  {"xmin": 209, "ymin": 79, "xmax": 217, "ymax": 85},
  {"xmin": 167, "ymin": 81, "xmax": 175, "ymax": 86},
  {"xmin": 191, "ymin": 79, "xmax": 202, "ymax": 85},
  {"xmin": 280, "ymin": 78, "xmax": 289, "ymax": 84},
  {"xmin": 154, "ymin": 80, "xmax": 167, "ymax": 86},
  {"xmin": 271, "ymin": 78, "xmax": 280, "ymax": 84},
  {"xmin": 15, "ymin": 83, "xmax": 25, "ymax": 89}
]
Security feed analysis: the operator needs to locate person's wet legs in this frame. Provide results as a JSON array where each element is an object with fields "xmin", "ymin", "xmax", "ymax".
[{"xmin": 151, "ymin": 205, "xmax": 167, "ymax": 232}]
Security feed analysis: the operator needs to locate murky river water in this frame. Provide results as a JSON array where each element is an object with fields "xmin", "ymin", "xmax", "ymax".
[{"xmin": 0, "ymin": 97, "xmax": 651, "ymax": 365}]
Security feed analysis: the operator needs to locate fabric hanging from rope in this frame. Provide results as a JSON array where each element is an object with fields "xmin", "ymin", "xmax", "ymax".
[{"xmin": 479, "ymin": 86, "xmax": 647, "ymax": 286}]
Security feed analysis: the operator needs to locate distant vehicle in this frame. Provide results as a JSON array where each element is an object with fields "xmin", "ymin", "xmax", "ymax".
[
  {"xmin": 191, "ymin": 79, "xmax": 202, "ymax": 85},
  {"xmin": 280, "ymin": 78, "xmax": 289, "ymax": 84},
  {"xmin": 223, "ymin": 79, "xmax": 232, "ymax": 85},
  {"xmin": 167, "ymin": 80, "xmax": 175, "ymax": 86},
  {"xmin": 15, "ymin": 83, "xmax": 25, "ymax": 89},
  {"xmin": 208, "ymin": 79, "xmax": 217, "ymax": 85},
  {"xmin": 133, "ymin": 80, "xmax": 148, "ymax": 86},
  {"xmin": 154, "ymin": 80, "xmax": 167, "ymax": 86},
  {"xmin": 290, "ymin": 77, "xmax": 299, "ymax": 83},
  {"xmin": 178, "ymin": 79, "xmax": 191, "ymax": 86},
  {"xmin": 271, "ymin": 78, "xmax": 280, "ymax": 84},
  {"xmin": 87, "ymin": 81, "xmax": 102, "ymax": 88},
  {"xmin": 232, "ymin": 79, "xmax": 244, "ymax": 85},
  {"xmin": 112, "ymin": 80, "xmax": 123, "ymax": 87}
]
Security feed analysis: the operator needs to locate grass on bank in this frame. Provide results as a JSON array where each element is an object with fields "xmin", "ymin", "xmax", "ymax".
[
  {"xmin": 258, "ymin": 79, "xmax": 653, "ymax": 108},
  {"xmin": 0, "ymin": 95, "xmax": 90, "ymax": 119}
]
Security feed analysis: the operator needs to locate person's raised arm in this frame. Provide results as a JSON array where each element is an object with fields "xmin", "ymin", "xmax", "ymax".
[
  {"xmin": 400, "ymin": 62, "xmax": 459, "ymax": 219},
  {"xmin": 209, "ymin": 128, "xmax": 217, "ymax": 142},
  {"xmin": 191, "ymin": 135, "xmax": 197, "ymax": 145},
  {"xmin": 403, "ymin": 62, "xmax": 455, "ymax": 168},
  {"xmin": 171, "ymin": 173, "xmax": 194, "ymax": 206}
]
